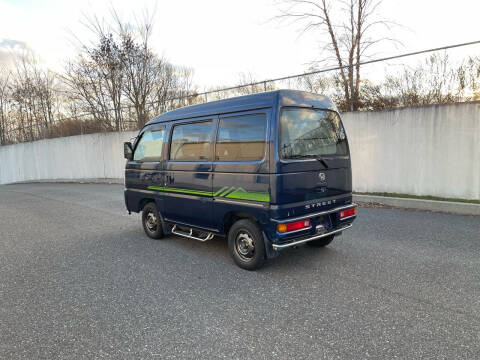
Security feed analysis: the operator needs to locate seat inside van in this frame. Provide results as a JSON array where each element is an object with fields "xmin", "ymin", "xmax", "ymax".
[{"xmin": 216, "ymin": 141, "xmax": 264, "ymax": 161}]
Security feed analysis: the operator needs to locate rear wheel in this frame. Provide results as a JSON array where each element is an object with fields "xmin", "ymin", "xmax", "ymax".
[
  {"xmin": 228, "ymin": 219, "xmax": 265, "ymax": 270},
  {"xmin": 142, "ymin": 202, "xmax": 164, "ymax": 239},
  {"xmin": 307, "ymin": 234, "xmax": 335, "ymax": 247}
]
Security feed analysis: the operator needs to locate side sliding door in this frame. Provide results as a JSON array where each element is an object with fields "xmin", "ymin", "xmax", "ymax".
[{"xmin": 163, "ymin": 118, "xmax": 215, "ymax": 230}]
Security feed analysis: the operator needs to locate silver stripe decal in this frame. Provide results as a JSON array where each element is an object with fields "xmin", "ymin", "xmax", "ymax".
[{"xmin": 213, "ymin": 197, "xmax": 267, "ymax": 208}]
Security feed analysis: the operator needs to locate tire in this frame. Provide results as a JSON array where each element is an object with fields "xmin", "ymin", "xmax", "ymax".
[
  {"xmin": 228, "ymin": 219, "xmax": 266, "ymax": 270},
  {"xmin": 142, "ymin": 202, "xmax": 164, "ymax": 240},
  {"xmin": 307, "ymin": 234, "xmax": 335, "ymax": 247}
]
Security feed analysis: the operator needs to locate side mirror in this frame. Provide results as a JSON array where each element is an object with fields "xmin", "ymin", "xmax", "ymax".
[{"xmin": 124, "ymin": 142, "xmax": 133, "ymax": 160}]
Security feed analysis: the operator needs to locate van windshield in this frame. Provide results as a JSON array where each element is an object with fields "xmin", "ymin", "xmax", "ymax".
[{"xmin": 279, "ymin": 108, "xmax": 348, "ymax": 160}]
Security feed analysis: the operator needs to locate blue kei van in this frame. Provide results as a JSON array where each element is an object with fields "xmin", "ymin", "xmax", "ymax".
[{"xmin": 123, "ymin": 90, "xmax": 357, "ymax": 270}]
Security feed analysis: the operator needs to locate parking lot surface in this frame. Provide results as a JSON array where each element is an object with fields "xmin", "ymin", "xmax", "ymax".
[{"xmin": 1, "ymin": 183, "xmax": 479, "ymax": 359}]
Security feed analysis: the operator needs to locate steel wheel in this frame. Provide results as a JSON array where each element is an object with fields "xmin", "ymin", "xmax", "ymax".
[
  {"xmin": 234, "ymin": 231, "xmax": 256, "ymax": 262},
  {"xmin": 142, "ymin": 202, "xmax": 164, "ymax": 240},
  {"xmin": 145, "ymin": 211, "xmax": 158, "ymax": 232},
  {"xmin": 228, "ymin": 219, "xmax": 266, "ymax": 270}
]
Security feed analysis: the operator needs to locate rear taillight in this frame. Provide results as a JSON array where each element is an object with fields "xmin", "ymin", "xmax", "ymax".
[
  {"xmin": 277, "ymin": 219, "xmax": 311, "ymax": 233},
  {"xmin": 339, "ymin": 207, "xmax": 356, "ymax": 219}
]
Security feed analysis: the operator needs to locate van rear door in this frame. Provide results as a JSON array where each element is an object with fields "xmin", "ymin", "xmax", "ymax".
[{"xmin": 273, "ymin": 107, "xmax": 352, "ymax": 209}]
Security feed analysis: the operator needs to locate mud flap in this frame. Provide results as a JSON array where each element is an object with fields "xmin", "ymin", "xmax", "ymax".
[{"xmin": 262, "ymin": 232, "xmax": 279, "ymax": 259}]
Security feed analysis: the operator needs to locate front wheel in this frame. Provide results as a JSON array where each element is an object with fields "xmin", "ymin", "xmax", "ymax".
[
  {"xmin": 228, "ymin": 219, "xmax": 266, "ymax": 270},
  {"xmin": 307, "ymin": 234, "xmax": 335, "ymax": 247},
  {"xmin": 142, "ymin": 202, "xmax": 164, "ymax": 239}
]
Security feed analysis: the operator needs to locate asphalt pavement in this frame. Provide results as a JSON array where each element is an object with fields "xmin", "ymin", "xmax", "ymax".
[{"xmin": 0, "ymin": 183, "xmax": 479, "ymax": 359}]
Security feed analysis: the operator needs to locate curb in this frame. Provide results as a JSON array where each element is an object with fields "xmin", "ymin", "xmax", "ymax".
[
  {"xmin": 7, "ymin": 178, "xmax": 124, "ymax": 185},
  {"xmin": 353, "ymin": 194, "xmax": 480, "ymax": 216}
]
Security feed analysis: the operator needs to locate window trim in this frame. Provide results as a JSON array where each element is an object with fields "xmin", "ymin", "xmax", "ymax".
[
  {"xmin": 132, "ymin": 127, "xmax": 166, "ymax": 163},
  {"xmin": 213, "ymin": 112, "xmax": 268, "ymax": 163},
  {"xmin": 168, "ymin": 119, "xmax": 214, "ymax": 162}
]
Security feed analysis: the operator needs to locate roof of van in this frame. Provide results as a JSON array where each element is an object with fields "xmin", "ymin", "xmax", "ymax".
[{"xmin": 145, "ymin": 89, "xmax": 337, "ymax": 125}]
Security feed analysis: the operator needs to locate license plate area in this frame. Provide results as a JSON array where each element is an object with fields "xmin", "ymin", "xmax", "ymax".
[{"xmin": 315, "ymin": 215, "xmax": 334, "ymax": 232}]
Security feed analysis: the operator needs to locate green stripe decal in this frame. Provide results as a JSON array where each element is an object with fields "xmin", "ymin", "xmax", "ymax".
[
  {"xmin": 219, "ymin": 186, "xmax": 235, "ymax": 197},
  {"xmin": 225, "ymin": 188, "xmax": 270, "ymax": 203},
  {"xmin": 148, "ymin": 185, "xmax": 270, "ymax": 202},
  {"xmin": 147, "ymin": 186, "xmax": 213, "ymax": 196},
  {"xmin": 213, "ymin": 186, "xmax": 229, "ymax": 197}
]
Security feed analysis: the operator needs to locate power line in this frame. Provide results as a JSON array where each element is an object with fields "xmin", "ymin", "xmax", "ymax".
[
  {"xmin": 193, "ymin": 40, "xmax": 480, "ymax": 95},
  {"xmin": 4, "ymin": 39, "xmax": 480, "ymax": 134},
  {"xmin": 118, "ymin": 39, "xmax": 480, "ymax": 106}
]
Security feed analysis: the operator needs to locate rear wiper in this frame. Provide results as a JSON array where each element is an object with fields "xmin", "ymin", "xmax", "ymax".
[
  {"xmin": 316, "ymin": 158, "xmax": 329, "ymax": 168},
  {"xmin": 303, "ymin": 155, "xmax": 329, "ymax": 169},
  {"xmin": 286, "ymin": 154, "xmax": 317, "ymax": 159},
  {"xmin": 285, "ymin": 154, "xmax": 328, "ymax": 167}
]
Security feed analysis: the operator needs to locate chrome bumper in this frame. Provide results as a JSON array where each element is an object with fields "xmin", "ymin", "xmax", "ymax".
[
  {"xmin": 271, "ymin": 203, "xmax": 357, "ymax": 223},
  {"xmin": 272, "ymin": 224, "xmax": 353, "ymax": 250}
]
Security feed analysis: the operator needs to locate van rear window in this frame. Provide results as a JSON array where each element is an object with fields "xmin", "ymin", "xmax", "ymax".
[{"xmin": 279, "ymin": 108, "xmax": 347, "ymax": 160}]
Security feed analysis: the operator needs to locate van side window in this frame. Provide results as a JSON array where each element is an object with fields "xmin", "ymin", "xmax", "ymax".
[
  {"xmin": 215, "ymin": 113, "xmax": 267, "ymax": 161},
  {"xmin": 133, "ymin": 129, "xmax": 165, "ymax": 161},
  {"xmin": 170, "ymin": 121, "xmax": 213, "ymax": 161}
]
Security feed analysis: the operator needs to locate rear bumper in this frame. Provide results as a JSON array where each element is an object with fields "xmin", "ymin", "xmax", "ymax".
[
  {"xmin": 272, "ymin": 223, "xmax": 353, "ymax": 250},
  {"xmin": 270, "ymin": 203, "xmax": 357, "ymax": 223},
  {"xmin": 269, "ymin": 203, "xmax": 357, "ymax": 250}
]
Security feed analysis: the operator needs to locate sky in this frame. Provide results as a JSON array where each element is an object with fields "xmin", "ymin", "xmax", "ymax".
[{"xmin": 0, "ymin": 0, "xmax": 479, "ymax": 89}]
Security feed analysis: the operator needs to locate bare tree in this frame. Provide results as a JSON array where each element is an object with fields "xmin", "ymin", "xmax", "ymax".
[
  {"xmin": 8, "ymin": 52, "xmax": 58, "ymax": 141},
  {"xmin": 63, "ymin": 55, "xmax": 115, "ymax": 130},
  {"xmin": 113, "ymin": 9, "xmax": 158, "ymax": 128},
  {"xmin": 276, "ymin": 0, "xmax": 398, "ymax": 111},
  {"xmin": 63, "ymin": 13, "xmax": 126, "ymax": 131},
  {"xmin": 456, "ymin": 56, "xmax": 480, "ymax": 101},
  {"xmin": 63, "ymin": 7, "xmax": 197, "ymax": 131},
  {"xmin": 205, "ymin": 73, "xmax": 276, "ymax": 102},
  {"xmin": 0, "ymin": 69, "xmax": 10, "ymax": 144},
  {"xmin": 235, "ymin": 72, "xmax": 276, "ymax": 95},
  {"xmin": 380, "ymin": 54, "xmax": 480, "ymax": 107}
]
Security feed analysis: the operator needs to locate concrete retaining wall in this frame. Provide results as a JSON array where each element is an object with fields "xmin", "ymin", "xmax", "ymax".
[
  {"xmin": 1, "ymin": 102, "xmax": 479, "ymax": 200},
  {"xmin": 342, "ymin": 102, "xmax": 480, "ymax": 200},
  {"xmin": 0, "ymin": 131, "xmax": 137, "ymax": 185}
]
